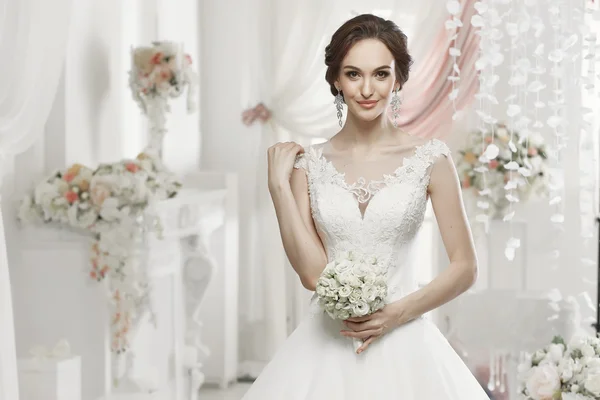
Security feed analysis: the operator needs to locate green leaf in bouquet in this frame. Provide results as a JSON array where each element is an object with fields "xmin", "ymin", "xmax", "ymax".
[{"xmin": 551, "ymin": 335, "xmax": 566, "ymax": 346}]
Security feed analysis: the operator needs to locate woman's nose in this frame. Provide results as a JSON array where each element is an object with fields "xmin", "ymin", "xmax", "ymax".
[{"xmin": 360, "ymin": 79, "xmax": 374, "ymax": 99}]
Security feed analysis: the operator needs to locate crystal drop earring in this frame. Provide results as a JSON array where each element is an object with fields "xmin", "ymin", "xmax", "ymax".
[
  {"xmin": 334, "ymin": 89, "xmax": 344, "ymax": 127},
  {"xmin": 390, "ymin": 88, "xmax": 402, "ymax": 128}
]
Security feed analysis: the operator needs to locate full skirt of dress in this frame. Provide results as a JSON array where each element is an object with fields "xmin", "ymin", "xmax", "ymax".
[{"xmin": 242, "ymin": 308, "xmax": 490, "ymax": 399}]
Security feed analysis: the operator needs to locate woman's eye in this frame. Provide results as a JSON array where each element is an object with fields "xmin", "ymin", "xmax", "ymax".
[
  {"xmin": 346, "ymin": 71, "xmax": 359, "ymax": 79},
  {"xmin": 376, "ymin": 71, "xmax": 390, "ymax": 79}
]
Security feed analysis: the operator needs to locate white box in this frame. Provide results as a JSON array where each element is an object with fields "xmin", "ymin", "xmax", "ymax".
[{"xmin": 18, "ymin": 356, "xmax": 82, "ymax": 400}]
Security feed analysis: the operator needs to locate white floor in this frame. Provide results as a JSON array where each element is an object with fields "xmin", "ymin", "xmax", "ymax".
[{"xmin": 198, "ymin": 383, "xmax": 251, "ymax": 400}]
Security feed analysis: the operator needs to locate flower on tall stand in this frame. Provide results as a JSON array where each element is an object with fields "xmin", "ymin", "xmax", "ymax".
[{"xmin": 129, "ymin": 41, "xmax": 198, "ymax": 157}]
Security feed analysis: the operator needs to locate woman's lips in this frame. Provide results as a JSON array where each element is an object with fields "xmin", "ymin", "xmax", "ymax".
[{"xmin": 356, "ymin": 100, "xmax": 378, "ymax": 109}]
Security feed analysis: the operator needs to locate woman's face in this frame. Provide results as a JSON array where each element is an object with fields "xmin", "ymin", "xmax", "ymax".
[{"xmin": 335, "ymin": 39, "xmax": 398, "ymax": 123}]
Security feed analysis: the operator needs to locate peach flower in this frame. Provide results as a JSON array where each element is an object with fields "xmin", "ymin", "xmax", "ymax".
[
  {"xmin": 463, "ymin": 152, "xmax": 477, "ymax": 164},
  {"xmin": 66, "ymin": 163, "xmax": 84, "ymax": 176},
  {"xmin": 78, "ymin": 179, "xmax": 90, "ymax": 192},
  {"xmin": 90, "ymin": 181, "xmax": 111, "ymax": 207}
]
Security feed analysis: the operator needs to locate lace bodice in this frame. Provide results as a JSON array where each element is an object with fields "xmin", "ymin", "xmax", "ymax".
[{"xmin": 294, "ymin": 138, "xmax": 450, "ymax": 301}]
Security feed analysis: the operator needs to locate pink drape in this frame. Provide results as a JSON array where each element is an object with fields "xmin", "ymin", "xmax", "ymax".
[{"xmin": 395, "ymin": 0, "xmax": 479, "ymax": 139}]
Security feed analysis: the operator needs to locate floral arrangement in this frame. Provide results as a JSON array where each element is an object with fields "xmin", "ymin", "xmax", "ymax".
[
  {"xmin": 517, "ymin": 335, "xmax": 600, "ymax": 400},
  {"xmin": 129, "ymin": 41, "xmax": 198, "ymax": 155},
  {"xmin": 316, "ymin": 250, "xmax": 387, "ymax": 351},
  {"xmin": 456, "ymin": 123, "xmax": 549, "ymax": 216},
  {"xmin": 18, "ymin": 152, "xmax": 181, "ymax": 353}
]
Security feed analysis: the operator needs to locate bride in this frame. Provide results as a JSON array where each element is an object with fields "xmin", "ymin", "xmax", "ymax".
[{"xmin": 243, "ymin": 14, "xmax": 489, "ymax": 399}]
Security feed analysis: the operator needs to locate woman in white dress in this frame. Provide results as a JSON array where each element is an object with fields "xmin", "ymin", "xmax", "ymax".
[{"xmin": 243, "ymin": 14, "xmax": 489, "ymax": 399}]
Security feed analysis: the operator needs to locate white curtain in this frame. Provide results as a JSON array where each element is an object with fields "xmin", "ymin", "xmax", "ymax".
[
  {"xmin": 239, "ymin": 0, "xmax": 448, "ymax": 373},
  {"xmin": 0, "ymin": 0, "xmax": 73, "ymax": 398}
]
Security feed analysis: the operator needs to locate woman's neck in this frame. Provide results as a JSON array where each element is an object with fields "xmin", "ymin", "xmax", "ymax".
[{"xmin": 336, "ymin": 111, "xmax": 408, "ymax": 150}]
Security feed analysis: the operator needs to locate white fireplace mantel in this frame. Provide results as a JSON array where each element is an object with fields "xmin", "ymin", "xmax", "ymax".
[{"xmin": 15, "ymin": 171, "xmax": 239, "ymax": 400}]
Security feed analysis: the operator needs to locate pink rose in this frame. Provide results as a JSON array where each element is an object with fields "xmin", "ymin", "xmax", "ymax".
[
  {"xmin": 528, "ymin": 147, "xmax": 538, "ymax": 156},
  {"xmin": 525, "ymin": 365, "xmax": 560, "ymax": 400},
  {"xmin": 489, "ymin": 160, "xmax": 499, "ymax": 169},
  {"xmin": 125, "ymin": 162, "xmax": 139, "ymax": 173},
  {"xmin": 63, "ymin": 172, "xmax": 76, "ymax": 183},
  {"xmin": 65, "ymin": 190, "xmax": 79, "ymax": 204}
]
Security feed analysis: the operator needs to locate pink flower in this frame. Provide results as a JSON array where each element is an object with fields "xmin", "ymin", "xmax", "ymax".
[
  {"xmin": 63, "ymin": 172, "xmax": 76, "ymax": 183},
  {"xmin": 484, "ymin": 136, "xmax": 493, "ymax": 144},
  {"xmin": 65, "ymin": 190, "xmax": 78, "ymax": 204},
  {"xmin": 462, "ymin": 178, "xmax": 471, "ymax": 189},
  {"xmin": 489, "ymin": 160, "xmax": 499, "ymax": 169},
  {"xmin": 185, "ymin": 54, "xmax": 192, "ymax": 65},
  {"xmin": 528, "ymin": 147, "xmax": 538, "ymax": 156},
  {"xmin": 151, "ymin": 52, "xmax": 163, "ymax": 65},
  {"xmin": 125, "ymin": 162, "xmax": 139, "ymax": 173},
  {"xmin": 525, "ymin": 365, "xmax": 560, "ymax": 400}
]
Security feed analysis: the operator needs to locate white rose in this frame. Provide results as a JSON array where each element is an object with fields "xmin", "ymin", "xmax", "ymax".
[
  {"xmin": 352, "ymin": 302, "xmax": 370, "ymax": 317},
  {"xmin": 338, "ymin": 285, "xmax": 352, "ymax": 298},
  {"xmin": 586, "ymin": 358, "xmax": 600, "ymax": 373},
  {"xmin": 548, "ymin": 344, "xmax": 565, "ymax": 362},
  {"xmin": 352, "ymin": 263, "xmax": 370, "ymax": 278},
  {"xmin": 525, "ymin": 364, "xmax": 560, "ymax": 400},
  {"xmin": 584, "ymin": 373, "xmax": 600, "ymax": 396},
  {"xmin": 334, "ymin": 260, "xmax": 352, "ymax": 274},
  {"xmin": 558, "ymin": 358, "xmax": 574, "ymax": 381},
  {"xmin": 582, "ymin": 344, "xmax": 595, "ymax": 358}
]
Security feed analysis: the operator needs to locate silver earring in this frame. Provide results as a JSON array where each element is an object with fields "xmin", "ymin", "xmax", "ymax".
[
  {"xmin": 390, "ymin": 88, "xmax": 401, "ymax": 128},
  {"xmin": 334, "ymin": 90, "xmax": 344, "ymax": 127}
]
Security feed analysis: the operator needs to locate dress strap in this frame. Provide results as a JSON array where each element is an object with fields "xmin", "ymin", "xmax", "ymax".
[{"xmin": 406, "ymin": 139, "xmax": 451, "ymax": 184}]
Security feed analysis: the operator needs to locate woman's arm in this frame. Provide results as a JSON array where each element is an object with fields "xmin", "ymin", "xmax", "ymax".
[
  {"xmin": 392, "ymin": 153, "xmax": 478, "ymax": 323},
  {"xmin": 267, "ymin": 143, "xmax": 328, "ymax": 291}
]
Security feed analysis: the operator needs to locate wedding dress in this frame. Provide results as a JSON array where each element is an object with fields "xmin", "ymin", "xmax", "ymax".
[{"xmin": 242, "ymin": 138, "xmax": 489, "ymax": 399}]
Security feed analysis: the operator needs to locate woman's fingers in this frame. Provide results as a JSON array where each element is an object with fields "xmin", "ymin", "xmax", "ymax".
[
  {"xmin": 357, "ymin": 336, "xmax": 377, "ymax": 354},
  {"xmin": 340, "ymin": 329, "xmax": 379, "ymax": 339},
  {"xmin": 343, "ymin": 319, "xmax": 379, "ymax": 332},
  {"xmin": 345, "ymin": 314, "xmax": 372, "ymax": 323}
]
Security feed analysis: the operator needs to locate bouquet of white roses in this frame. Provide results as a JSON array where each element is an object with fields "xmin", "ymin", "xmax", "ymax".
[
  {"xmin": 517, "ymin": 335, "xmax": 600, "ymax": 400},
  {"xmin": 315, "ymin": 250, "xmax": 388, "ymax": 351}
]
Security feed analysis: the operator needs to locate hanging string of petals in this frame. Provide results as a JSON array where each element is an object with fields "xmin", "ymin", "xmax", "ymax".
[{"xmin": 446, "ymin": 0, "xmax": 464, "ymax": 121}]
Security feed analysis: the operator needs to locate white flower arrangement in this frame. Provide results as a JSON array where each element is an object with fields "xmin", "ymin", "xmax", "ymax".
[
  {"xmin": 18, "ymin": 152, "xmax": 181, "ymax": 353},
  {"xmin": 517, "ymin": 335, "xmax": 600, "ymax": 400},
  {"xmin": 316, "ymin": 251, "xmax": 388, "ymax": 350},
  {"xmin": 129, "ymin": 41, "xmax": 198, "ymax": 155},
  {"xmin": 456, "ymin": 123, "xmax": 549, "ymax": 217}
]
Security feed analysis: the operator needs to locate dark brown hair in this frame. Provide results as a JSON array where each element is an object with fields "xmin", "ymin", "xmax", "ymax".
[{"xmin": 325, "ymin": 14, "xmax": 413, "ymax": 96}]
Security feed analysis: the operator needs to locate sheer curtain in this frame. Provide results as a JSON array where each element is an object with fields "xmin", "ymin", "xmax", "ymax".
[
  {"xmin": 0, "ymin": 0, "xmax": 73, "ymax": 398},
  {"xmin": 240, "ymin": 0, "xmax": 475, "ymax": 374}
]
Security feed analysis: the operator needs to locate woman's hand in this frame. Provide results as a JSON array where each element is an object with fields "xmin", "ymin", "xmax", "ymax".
[
  {"xmin": 267, "ymin": 141, "xmax": 304, "ymax": 191},
  {"xmin": 341, "ymin": 301, "xmax": 412, "ymax": 354}
]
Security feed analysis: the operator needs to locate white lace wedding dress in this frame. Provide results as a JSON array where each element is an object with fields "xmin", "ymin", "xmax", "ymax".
[{"xmin": 242, "ymin": 139, "xmax": 489, "ymax": 399}]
